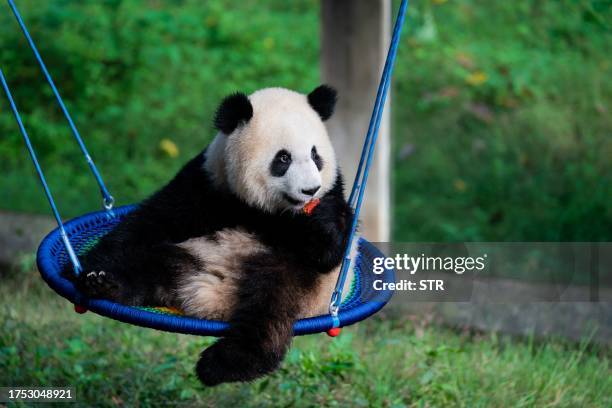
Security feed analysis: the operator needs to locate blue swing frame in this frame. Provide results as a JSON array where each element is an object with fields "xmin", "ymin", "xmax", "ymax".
[
  {"xmin": 37, "ymin": 205, "xmax": 395, "ymax": 336},
  {"xmin": 1, "ymin": 0, "xmax": 409, "ymax": 336}
]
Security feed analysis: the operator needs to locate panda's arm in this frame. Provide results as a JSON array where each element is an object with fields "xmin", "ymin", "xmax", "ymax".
[
  {"xmin": 294, "ymin": 193, "xmax": 353, "ymax": 272},
  {"xmin": 264, "ymin": 176, "xmax": 353, "ymax": 273}
]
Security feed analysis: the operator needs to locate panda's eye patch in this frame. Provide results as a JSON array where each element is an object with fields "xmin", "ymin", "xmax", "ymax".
[
  {"xmin": 270, "ymin": 149, "xmax": 292, "ymax": 177},
  {"xmin": 279, "ymin": 152, "xmax": 291, "ymax": 163},
  {"xmin": 311, "ymin": 146, "xmax": 323, "ymax": 171}
]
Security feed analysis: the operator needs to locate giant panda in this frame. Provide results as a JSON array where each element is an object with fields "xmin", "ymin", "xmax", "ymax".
[{"xmin": 68, "ymin": 85, "xmax": 356, "ymax": 386}]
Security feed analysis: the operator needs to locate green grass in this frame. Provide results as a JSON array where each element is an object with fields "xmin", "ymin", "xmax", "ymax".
[{"xmin": 1, "ymin": 265, "xmax": 610, "ymax": 407}]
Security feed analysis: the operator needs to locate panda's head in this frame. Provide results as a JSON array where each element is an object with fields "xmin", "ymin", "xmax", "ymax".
[{"xmin": 205, "ymin": 86, "xmax": 338, "ymax": 213}]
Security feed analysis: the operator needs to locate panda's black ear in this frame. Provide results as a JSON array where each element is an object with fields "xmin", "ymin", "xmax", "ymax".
[
  {"xmin": 307, "ymin": 85, "xmax": 337, "ymax": 121},
  {"xmin": 214, "ymin": 92, "xmax": 253, "ymax": 134}
]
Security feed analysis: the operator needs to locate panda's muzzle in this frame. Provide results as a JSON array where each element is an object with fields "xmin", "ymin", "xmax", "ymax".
[
  {"xmin": 301, "ymin": 186, "xmax": 320, "ymax": 197},
  {"xmin": 283, "ymin": 193, "xmax": 303, "ymax": 206}
]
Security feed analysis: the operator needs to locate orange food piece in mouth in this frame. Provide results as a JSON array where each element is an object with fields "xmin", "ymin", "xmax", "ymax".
[{"xmin": 303, "ymin": 198, "xmax": 321, "ymax": 215}]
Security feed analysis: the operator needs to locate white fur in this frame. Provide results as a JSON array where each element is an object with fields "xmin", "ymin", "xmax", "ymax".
[
  {"xmin": 176, "ymin": 228, "xmax": 267, "ymax": 320},
  {"xmin": 175, "ymin": 228, "xmax": 357, "ymax": 320},
  {"xmin": 205, "ymin": 87, "xmax": 337, "ymax": 213}
]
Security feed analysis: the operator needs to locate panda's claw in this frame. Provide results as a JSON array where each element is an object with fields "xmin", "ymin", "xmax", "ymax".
[{"xmin": 76, "ymin": 270, "xmax": 117, "ymax": 298}]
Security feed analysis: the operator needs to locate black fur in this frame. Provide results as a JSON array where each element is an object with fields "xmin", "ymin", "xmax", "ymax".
[
  {"xmin": 67, "ymin": 150, "xmax": 352, "ymax": 386},
  {"xmin": 197, "ymin": 253, "xmax": 313, "ymax": 385},
  {"xmin": 307, "ymin": 85, "xmax": 337, "ymax": 121},
  {"xmin": 270, "ymin": 149, "xmax": 292, "ymax": 177},
  {"xmin": 214, "ymin": 92, "xmax": 253, "ymax": 134},
  {"xmin": 311, "ymin": 146, "xmax": 323, "ymax": 171}
]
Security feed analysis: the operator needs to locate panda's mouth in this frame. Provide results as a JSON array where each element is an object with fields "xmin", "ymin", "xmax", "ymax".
[{"xmin": 283, "ymin": 193, "xmax": 304, "ymax": 206}]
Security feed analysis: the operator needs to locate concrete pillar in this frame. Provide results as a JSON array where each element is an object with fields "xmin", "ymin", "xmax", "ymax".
[{"xmin": 321, "ymin": 0, "xmax": 391, "ymax": 242}]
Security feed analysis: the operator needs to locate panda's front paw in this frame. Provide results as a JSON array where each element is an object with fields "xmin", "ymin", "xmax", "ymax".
[{"xmin": 76, "ymin": 270, "xmax": 118, "ymax": 298}]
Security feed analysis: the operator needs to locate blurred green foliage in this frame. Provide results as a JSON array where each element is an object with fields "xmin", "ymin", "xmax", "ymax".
[
  {"xmin": 394, "ymin": 0, "xmax": 612, "ymax": 241},
  {"xmin": 0, "ymin": 0, "xmax": 610, "ymax": 241},
  {"xmin": 0, "ymin": 0, "xmax": 320, "ymax": 215}
]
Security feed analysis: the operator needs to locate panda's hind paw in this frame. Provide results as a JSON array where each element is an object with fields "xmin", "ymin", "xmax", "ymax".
[
  {"xmin": 196, "ymin": 339, "xmax": 281, "ymax": 386},
  {"xmin": 76, "ymin": 270, "xmax": 118, "ymax": 298}
]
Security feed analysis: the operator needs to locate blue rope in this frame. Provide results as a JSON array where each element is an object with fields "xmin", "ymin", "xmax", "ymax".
[
  {"xmin": 6, "ymin": 0, "xmax": 114, "ymax": 212},
  {"xmin": 347, "ymin": 1, "xmax": 408, "ymax": 207},
  {"xmin": 330, "ymin": 0, "xmax": 409, "ymax": 320},
  {"xmin": 0, "ymin": 69, "xmax": 82, "ymax": 275}
]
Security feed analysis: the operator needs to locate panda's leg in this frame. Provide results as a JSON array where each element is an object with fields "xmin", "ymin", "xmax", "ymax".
[
  {"xmin": 195, "ymin": 254, "xmax": 304, "ymax": 386},
  {"xmin": 195, "ymin": 319, "xmax": 294, "ymax": 386},
  {"xmin": 75, "ymin": 243, "xmax": 197, "ymax": 306}
]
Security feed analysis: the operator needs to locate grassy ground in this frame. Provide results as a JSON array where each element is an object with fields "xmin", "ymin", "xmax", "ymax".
[{"xmin": 1, "ymin": 264, "xmax": 610, "ymax": 407}]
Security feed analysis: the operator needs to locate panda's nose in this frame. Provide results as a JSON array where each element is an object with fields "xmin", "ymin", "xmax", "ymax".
[{"xmin": 302, "ymin": 186, "xmax": 320, "ymax": 197}]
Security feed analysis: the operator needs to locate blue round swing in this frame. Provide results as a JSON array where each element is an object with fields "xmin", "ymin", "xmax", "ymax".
[{"xmin": 1, "ymin": 0, "xmax": 409, "ymax": 337}]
